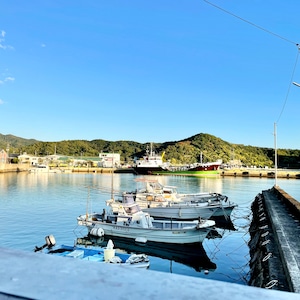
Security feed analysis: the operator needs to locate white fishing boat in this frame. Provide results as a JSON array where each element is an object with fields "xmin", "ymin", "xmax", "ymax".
[
  {"xmin": 28, "ymin": 164, "xmax": 50, "ymax": 173},
  {"xmin": 133, "ymin": 143, "xmax": 170, "ymax": 175},
  {"xmin": 28, "ymin": 164, "xmax": 62, "ymax": 174},
  {"xmin": 115, "ymin": 192, "xmax": 218, "ymax": 220},
  {"xmin": 77, "ymin": 196, "xmax": 215, "ymax": 244},
  {"xmin": 127, "ymin": 179, "xmax": 237, "ymax": 219},
  {"xmin": 134, "ymin": 178, "xmax": 227, "ymax": 202}
]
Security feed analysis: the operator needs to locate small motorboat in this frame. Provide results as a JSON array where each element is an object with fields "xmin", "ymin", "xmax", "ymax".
[{"xmin": 34, "ymin": 235, "xmax": 150, "ymax": 268}]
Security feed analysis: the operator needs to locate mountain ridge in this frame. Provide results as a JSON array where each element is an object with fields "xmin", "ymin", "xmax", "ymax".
[{"xmin": 1, "ymin": 133, "xmax": 299, "ymax": 168}]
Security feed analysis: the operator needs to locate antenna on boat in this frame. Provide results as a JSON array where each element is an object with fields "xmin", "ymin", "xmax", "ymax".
[
  {"xmin": 111, "ymin": 155, "xmax": 114, "ymax": 200},
  {"xmin": 86, "ymin": 186, "xmax": 90, "ymax": 220}
]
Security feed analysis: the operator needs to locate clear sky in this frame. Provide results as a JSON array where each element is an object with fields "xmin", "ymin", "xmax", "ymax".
[{"xmin": 1, "ymin": 1, "xmax": 300, "ymax": 149}]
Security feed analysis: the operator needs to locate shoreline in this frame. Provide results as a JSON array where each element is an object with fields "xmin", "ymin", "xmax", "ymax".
[
  {"xmin": 1, "ymin": 164, "xmax": 299, "ymax": 179},
  {"xmin": 220, "ymin": 168, "xmax": 300, "ymax": 179}
]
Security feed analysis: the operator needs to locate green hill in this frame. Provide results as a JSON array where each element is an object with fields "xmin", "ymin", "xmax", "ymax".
[{"xmin": 1, "ymin": 133, "xmax": 300, "ymax": 168}]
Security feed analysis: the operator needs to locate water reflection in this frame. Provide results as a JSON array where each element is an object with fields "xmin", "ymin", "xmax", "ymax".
[
  {"xmin": 76, "ymin": 235, "xmax": 217, "ymax": 273},
  {"xmin": 210, "ymin": 215, "xmax": 236, "ymax": 231}
]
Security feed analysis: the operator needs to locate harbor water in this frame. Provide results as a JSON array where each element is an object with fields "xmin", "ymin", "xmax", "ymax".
[{"xmin": 0, "ymin": 172, "xmax": 299, "ymax": 285}]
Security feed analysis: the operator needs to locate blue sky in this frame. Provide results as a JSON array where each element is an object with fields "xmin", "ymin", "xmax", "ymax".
[{"xmin": 1, "ymin": 1, "xmax": 300, "ymax": 149}]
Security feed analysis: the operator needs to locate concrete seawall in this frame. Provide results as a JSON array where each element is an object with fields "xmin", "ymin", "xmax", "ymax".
[
  {"xmin": 1, "ymin": 164, "xmax": 300, "ymax": 179},
  {"xmin": 0, "ymin": 164, "xmax": 29, "ymax": 173},
  {"xmin": 248, "ymin": 186, "xmax": 300, "ymax": 292},
  {"xmin": 221, "ymin": 169, "xmax": 300, "ymax": 179},
  {"xmin": 0, "ymin": 164, "xmax": 113, "ymax": 174}
]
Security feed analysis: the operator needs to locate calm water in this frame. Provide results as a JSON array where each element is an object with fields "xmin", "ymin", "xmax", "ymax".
[{"xmin": 0, "ymin": 172, "xmax": 299, "ymax": 285}]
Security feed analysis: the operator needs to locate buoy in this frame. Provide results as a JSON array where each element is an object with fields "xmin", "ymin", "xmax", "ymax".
[
  {"xmin": 204, "ymin": 270, "xmax": 209, "ymax": 275},
  {"xmin": 90, "ymin": 227, "xmax": 104, "ymax": 237}
]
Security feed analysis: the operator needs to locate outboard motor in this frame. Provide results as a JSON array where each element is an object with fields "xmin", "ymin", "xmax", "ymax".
[{"xmin": 34, "ymin": 234, "xmax": 56, "ymax": 252}]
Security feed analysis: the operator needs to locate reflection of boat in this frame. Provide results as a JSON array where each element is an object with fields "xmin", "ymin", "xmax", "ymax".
[
  {"xmin": 34, "ymin": 235, "xmax": 150, "ymax": 268},
  {"xmin": 133, "ymin": 143, "xmax": 169, "ymax": 175},
  {"xmin": 77, "ymin": 196, "xmax": 216, "ymax": 244},
  {"xmin": 211, "ymin": 215, "xmax": 236, "ymax": 231},
  {"xmin": 76, "ymin": 235, "xmax": 217, "ymax": 273}
]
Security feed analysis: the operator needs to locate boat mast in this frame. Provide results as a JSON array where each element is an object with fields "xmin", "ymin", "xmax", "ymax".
[
  {"xmin": 111, "ymin": 156, "xmax": 114, "ymax": 200},
  {"xmin": 149, "ymin": 143, "xmax": 153, "ymax": 156},
  {"xmin": 86, "ymin": 186, "xmax": 90, "ymax": 220}
]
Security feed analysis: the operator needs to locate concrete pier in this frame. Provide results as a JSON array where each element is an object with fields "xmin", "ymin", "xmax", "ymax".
[
  {"xmin": 249, "ymin": 186, "xmax": 300, "ymax": 292},
  {"xmin": 1, "ymin": 164, "xmax": 300, "ymax": 178},
  {"xmin": 221, "ymin": 168, "xmax": 300, "ymax": 179}
]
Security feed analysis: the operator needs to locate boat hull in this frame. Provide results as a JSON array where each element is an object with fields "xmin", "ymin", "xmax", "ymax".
[
  {"xmin": 76, "ymin": 235, "xmax": 217, "ymax": 272},
  {"xmin": 152, "ymin": 170, "xmax": 220, "ymax": 176},
  {"xmin": 78, "ymin": 220, "xmax": 212, "ymax": 244},
  {"xmin": 142, "ymin": 205, "xmax": 218, "ymax": 220},
  {"xmin": 133, "ymin": 166, "xmax": 166, "ymax": 175},
  {"xmin": 211, "ymin": 205, "xmax": 236, "ymax": 217},
  {"xmin": 43, "ymin": 244, "xmax": 150, "ymax": 268},
  {"xmin": 152, "ymin": 161, "xmax": 222, "ymax": 176}
]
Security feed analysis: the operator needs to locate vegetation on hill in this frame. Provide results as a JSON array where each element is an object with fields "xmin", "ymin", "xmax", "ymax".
[
  {"xmin": 1, "ymin": 133, "xmax": 300, "ymax": 168},
  {"xmin": 0, "ymin": 134, "xmax": 38, "ymax": 150}
]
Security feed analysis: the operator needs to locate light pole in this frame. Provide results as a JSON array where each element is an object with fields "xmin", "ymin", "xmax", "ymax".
[
  {"xmin": 273, "ymin": 81, "xmax": 300, "ymax": 187},
  {"xmin": 274, "ymin": 123, "xmax": 277, "ymax": 187}
]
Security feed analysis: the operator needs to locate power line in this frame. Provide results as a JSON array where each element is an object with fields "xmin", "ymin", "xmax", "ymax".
[
  {"xmin": 276, "ymin": 46, "xmax": 300, "ymax": 124},
  {"xmin": 203, "ymin": 0, "xmax": 299, "ymax": 47},
  {"xmin": 203, "ymin": 0, "xmax": 300, "ymax": 123}
]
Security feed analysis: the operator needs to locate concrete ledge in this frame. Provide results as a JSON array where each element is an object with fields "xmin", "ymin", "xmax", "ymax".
[
  {"xmin": 262, "ymin": 189, "xmax": 300, "ymax": 293},
  {"xmin": 273, "ymin": 186, "xmax": 300, "ymax": 219},
  {"xmin": 0, "ymin": 247, "xmax": 298, "ymax": 300},
  {"xmin": 221, "ymin": 169, "xmax": 300, "ymax": 179}
]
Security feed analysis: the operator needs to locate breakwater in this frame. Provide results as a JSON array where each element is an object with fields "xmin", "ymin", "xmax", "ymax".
[
  {"xmin": 0, "ymin": 164, "xmax": 113, "ymax": 174},
  {"xmin": 248, "ymin": 186, "xmax": 300, "ymax": 292},
  {"xmin": 1, "ymin": 164, "xmax": 300, "ymax": 179},
  {"xmin": 221, "ymin": 169, "xmax": 300, "ymax": 179}
]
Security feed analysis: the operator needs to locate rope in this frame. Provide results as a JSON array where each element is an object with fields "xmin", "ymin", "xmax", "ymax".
[
  {"xmin": 262, "ymin": 252, "xmax": 272, "ymax": 262},
  {"xmin": 265, "ymin": 279, "xmax": 278, "ymax": 289},
  {"xmin": 261, "ymin": 231, "xmax": 269, "ymax": 238},
  {"xmin": 261, "ymin": 239, "xmax": 270, "ymax": 246}
]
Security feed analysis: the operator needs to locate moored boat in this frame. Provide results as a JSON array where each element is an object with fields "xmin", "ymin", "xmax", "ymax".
[
  {"xmin": 35, "ymin": 235, "xmax": 150, "ymax": 268},
  {"xmin": 153, "ymin": 159, "xmax": 222, "ymax": 176},
  {"xmin": 76, "ymin": 235, "xmax": 217, "ymax": 273},
  {"xmin": 28, "ymin": 164, "xmax": 50, "ymax": 173},
  {"xmin": 116, "ymin": 192, "xmax": 218, "ymax": 220},
  {"xmin": 77, "ymin": 198, "xmax": 216, "ymax": 244},
  {"xmin": 133, "ymin": 143, "xmax": 169, "ymax": 175},
  {"xmin": 122, "ymin": 179, "xmax": 237, "ymax": 220}
]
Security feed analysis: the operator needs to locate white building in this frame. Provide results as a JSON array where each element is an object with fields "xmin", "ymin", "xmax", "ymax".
[{"xmin": 98, "ymin": 153, "xmax": 120, "ymax": 168}]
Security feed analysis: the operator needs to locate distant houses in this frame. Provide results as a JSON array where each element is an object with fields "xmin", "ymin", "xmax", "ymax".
[
  {"xmin": 0, "ymin": 149, "xmax": 8, "ymax": 164},
  {"xmin": 0, "ymin": 150, "xmax": 121, "ymax": 168},
  {"xmin": 98, "ymin": 153, "xmax": 120, "ymax": 168}
]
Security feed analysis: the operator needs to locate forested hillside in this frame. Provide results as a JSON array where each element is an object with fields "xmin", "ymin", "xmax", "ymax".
[{"xmin": 1, "ymin": 133, "xmax": 300, "ymax": 168}]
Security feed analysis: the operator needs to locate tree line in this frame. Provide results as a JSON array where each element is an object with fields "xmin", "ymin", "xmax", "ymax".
[{"xmin": 1, "ymin": 133, "xmax": 300, "ymax": 168}]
